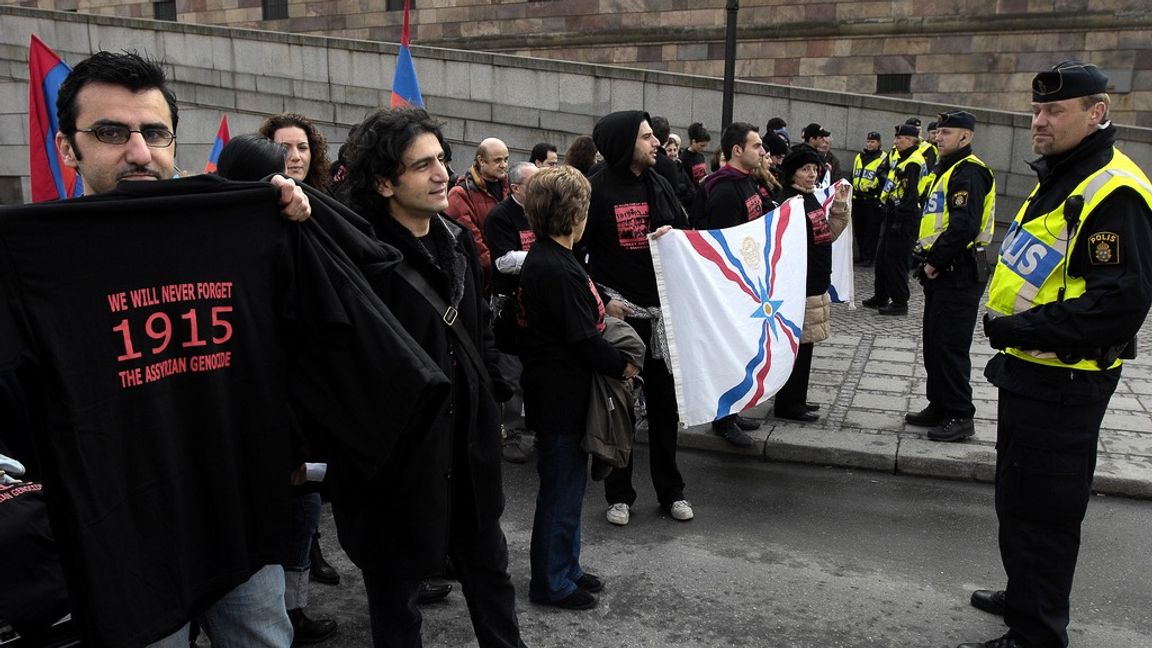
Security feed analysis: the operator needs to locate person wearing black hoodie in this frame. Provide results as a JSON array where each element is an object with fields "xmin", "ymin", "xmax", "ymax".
[
  {"xmin": 699, "ymin": 122, "xmax": 771, "ymax": 446},
  {"xmin": 338, "ymin": 108, "xmax": 526, "ymax": 648},
  {"xmin": 580, "ymin": 110, "xmax": 692, "ymax": 527}
]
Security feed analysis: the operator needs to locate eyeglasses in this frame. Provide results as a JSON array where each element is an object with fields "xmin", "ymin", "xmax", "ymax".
[{"xmin": 75, "ymin": 125, "xmax": 176, "ymax": 148}]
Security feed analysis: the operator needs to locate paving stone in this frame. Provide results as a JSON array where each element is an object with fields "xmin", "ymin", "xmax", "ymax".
[
  {"xmin": 897, "ymin": 437, "xmax": 996, "ymax": 482},
  {"xmin": 841, "ymin": 409, "xmax": 905, "ymax": 432},
  {"xmin": 857, "ymin": 375, "xmax": 913, "ymax": 393},
  {"xmin": 1092, "ymin": 455, "xmax": 1152, "ymax": 499},
  {"xmin": 1107, "ymin": 395, "xmax": 1147, "ymax": 411},
  {"xmin": 1101, "ymin": 411, "xmax": 1152, "ymax": 433},
  {"xmin": 1098, "ymin": 430, "xmax": 1152, "ymax": 458},
  {"xmin": 679, "ymin": 424, "xmax": 767, "ymax": 458},
  {"xmin": 868, "ymin": 349, "xmax": 916, "ymax": 363},
  {"xmin": 861, "ymin": 361, "xmax": 915, "ymax": 377},
  {"xmin": 871, "ymin": 336, "xmax": 918, "ymax": 349},
  {"xmin": 764, "ymin": 427, "xmax": 897, "ymax": 472},
  {"xmin": 851, "ymin": 392, "xmax": 909, "ymax": 411}
]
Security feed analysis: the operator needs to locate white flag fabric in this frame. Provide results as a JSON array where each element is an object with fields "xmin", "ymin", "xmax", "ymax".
[
  {"xmin": 817, "ymin": 179, "xmax": 855, "ymax": 305},
  {"xmin": 651, "ymin": 196, "xmax": 809, "ymax": 426}
]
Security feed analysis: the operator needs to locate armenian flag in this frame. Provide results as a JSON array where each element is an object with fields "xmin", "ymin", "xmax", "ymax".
[
  {"xmin": 28, "ymin": 35, "xmax": 82, "ymax": 202},
  {"xmin": 203, "ymin": 115, "xmax": 230, "ymax": 173},
  {"xmin": 389, "ymin": 0, "xmax": 424, "ymax": 108}
]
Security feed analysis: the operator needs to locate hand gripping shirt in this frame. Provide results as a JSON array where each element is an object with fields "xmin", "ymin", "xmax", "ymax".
[{"xmin": 0, "ymin": 176, "xmax": 447, "ymax": 647}]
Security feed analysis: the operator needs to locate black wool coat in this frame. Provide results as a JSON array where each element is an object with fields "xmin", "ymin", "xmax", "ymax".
[{"xmin": 327, "ymin": 196, "xmax": 511, "ymax": 578}]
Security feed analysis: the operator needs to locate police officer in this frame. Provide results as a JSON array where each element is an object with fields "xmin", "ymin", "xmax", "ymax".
[
  {"xmin": 851, "ymin": 131, "xmax": 887, "ymax": 266},
  {"xmin": 905, "ymin": 111, "xmax": 995, "ymax": 442},
  {"xmin": 958, "ymin": 61, "xmax": 1152, "ymax": 648},
  {"xmin": 864, "ymin": 123, "xmax": 928, "ymax": 315}
]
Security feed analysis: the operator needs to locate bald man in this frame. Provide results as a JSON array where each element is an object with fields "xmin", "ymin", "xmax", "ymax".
[{"xmin": 446, "ymin": 137, "xmax": 511, "ymax": 282}]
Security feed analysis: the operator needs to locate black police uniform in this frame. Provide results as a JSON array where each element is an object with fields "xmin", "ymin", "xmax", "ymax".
[
  {"xmin": 982, "ymin": 122, "xmax": 1152, "ymax": 647},
  {"xmin": 919, "ymin": 144, "xmax": 994, "ymax": 421},
  {"xmin": 871, "ymin": 145, "xmax": 923, "ymax": 308}
]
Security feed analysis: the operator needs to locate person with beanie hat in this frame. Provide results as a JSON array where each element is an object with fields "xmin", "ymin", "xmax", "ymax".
[
  {"xmin": 956, "ymin": 61, "xmax": 1152, "ymax": 648},
  {"xmin": 850, "ymin": 131, "xmax": 888, "ymax": 266},
  {"xmin": 580, "ymin": 111, "xmax": 693, "ymax": 527},
  {"xmin": 772, "ymin": 148, "xmax": 851, "ymax": 422}
]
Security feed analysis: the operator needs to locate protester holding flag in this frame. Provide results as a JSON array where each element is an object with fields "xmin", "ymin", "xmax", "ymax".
[
  {"xmin": 214, "ymin": 133, "xmax": 285, "ymax": 181},
  {"xmin": 259, "ymin": 112, "xmax": 331, "ymax": 189},
  {"xmin": 581, "ymin": 110, "xmax": 692, "ymax": 526},
  {"xmin": 773, "ymin": 148, "xmax": 851, "ymax": 422},
  {"xmin": 518, "ymin": 165, "xmax": 639, "ymax": 611}
]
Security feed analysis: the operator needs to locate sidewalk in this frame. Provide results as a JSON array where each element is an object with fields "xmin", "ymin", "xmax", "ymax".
[{"xmin": 670, "ymin": 266, "xmax": 1152, "ymax": 499}]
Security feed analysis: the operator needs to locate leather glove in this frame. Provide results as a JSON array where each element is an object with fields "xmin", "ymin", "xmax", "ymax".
[{"xmin": 983, "ymin": 313, "xmax": 1010, "ymax": 350}]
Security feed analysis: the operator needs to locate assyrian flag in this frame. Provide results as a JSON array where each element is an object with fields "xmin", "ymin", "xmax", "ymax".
[
  {"xmin": 817, "ymin": 178, "xmax": 855, "ymax": 305},
  {"xmin": 389, "ymin": 0, "xmax": 424, "ymax": 108},
  {"xmin": 203, "ymin": 114, "xmax": 230, "ymax": 173},
  {"xmin": 652, "ymin": 196, "xmax": 808, "ymax": 426},
  {"xmin": 28, "ymin": 35, "xmax": 82, "ymax": 202}
]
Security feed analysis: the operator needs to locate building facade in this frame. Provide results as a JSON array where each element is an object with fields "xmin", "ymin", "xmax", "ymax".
[{"xmin": 9, "ymin": 0, "xmax": 1151, "ymax": 126}]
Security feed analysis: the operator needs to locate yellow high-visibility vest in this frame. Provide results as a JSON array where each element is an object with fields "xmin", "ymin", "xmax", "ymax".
[
  {"xmin": 852, "ymin": 151, "xmax": 886, "ymax": 194},
  {"xmin": 985, "ymin": 148, "xmax": 1152, "ymax": 370},
  {"xmin": 879, "ymin": 148, "xmax": 929, "ymax": 205},
  {"xmin": 918, "ymin": 154, "xmax": 996, "ymax": 250}
]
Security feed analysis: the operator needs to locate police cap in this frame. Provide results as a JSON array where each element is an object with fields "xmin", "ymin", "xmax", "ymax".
[
  {"xmin": 1032, "ymin": 60, "xmax": 1108, "ymax": 102},
  {"xmin": 895, "ymin": 124, "xmax": 919, "ymax": 138},
  {"xmin": 936, "ymin": 111, "xmax": 976, "ymax": 131},
  {"xmin": 866, "ymin": 131, "xmax": 882, "ymax": 141}
]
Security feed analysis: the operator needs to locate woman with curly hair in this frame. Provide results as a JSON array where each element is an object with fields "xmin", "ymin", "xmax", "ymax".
[
  {"xmin": 259, "ymin": 113, "xmax": 330, "ymax": 188},
  {"xmin": 563, "ymin": 135, "xmax": 598, "ymax": 177}
]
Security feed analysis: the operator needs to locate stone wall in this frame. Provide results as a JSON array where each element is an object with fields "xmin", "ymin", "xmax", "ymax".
[
  {"xmin": 9, "ymin": 0, "xmax": 1152, "ymax": 126},
  {"xmin": 2, "ymin": 3, "xmax": 1151, "ymax": 242}
]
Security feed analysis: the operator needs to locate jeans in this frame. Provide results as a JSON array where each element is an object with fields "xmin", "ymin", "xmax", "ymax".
[
  {"xmin": 284, "ymin": 492, "xmax": 321, "ymax": 610},
  {"xmin": 145, "ymin": 564, "xmax": 292, "ymax": 648},
  {"xmin": 529, "ymin": 431, "xmax": 588, "ymax": 602}
]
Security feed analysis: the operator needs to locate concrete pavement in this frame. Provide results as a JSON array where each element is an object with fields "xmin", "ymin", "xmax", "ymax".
[{"xmin": 672, "ymin": 266, "xmax": 1152, "ymax": 499}]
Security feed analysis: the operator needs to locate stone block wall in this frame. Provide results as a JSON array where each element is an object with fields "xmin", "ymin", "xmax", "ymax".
[
  {"xmin": 10, "ymin": 0, "xmax": 1152, "ymax": 125},
  {"xmin": 1, "ymin": 2, "xmax": 1150, "ymax": 241}
]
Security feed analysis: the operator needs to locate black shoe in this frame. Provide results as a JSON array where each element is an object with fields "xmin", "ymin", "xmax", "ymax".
[
  {"xmin": 904, "ymin": 405, "xmax": 943, "ymax": 427},
  {"xmin": 956, "ymin": 633, "xmax": 1024, "ymax": 648},
  {"xmin": 969, "ymin": 589, "xmax": 1006, "ymax": 616},
  {"xmin": 532, "ymin": 588, "xmax": 597, "ymax": 610},
  {"xmin": 804, "ymin": 402, "xmax": 821, "ymax": 412},
  {"xmin": 928, "ymin": 417, "xmax": 976, "ymax": 442},
  {"xmin": 712, "ymin": 418, "xmax": 753, "ymax": 448},
  {"xmin": 735, "ymin": 415, "xmax": 762, "ymax": 431},
  {"xmin": 416, "ymin": 581, "xmax": 453, "ymax": 605},
  {"xmin": 861, "ymin": 296, "xmax": 888, "ymax": 309},
  {"xmin": 288, "ymin": 608, "xmax": 337, "ymax": 645},
  {"xmin": 501, "ymin": 430, "xmax": 528, "ymax": 464},
  {"xmin": 877, "ymin": 302, "xmax": 908, "ymax": 316},
  {"xmin": 309, "ymin": 533, "xmax": 340, "ymax": 585},
  {"xmin": 775, "ymin": 410, "xmax": 819, "ymax": 423},
  {"xmin": 576, "ymin": 573, "xmax": 603, "ymax": 593}
]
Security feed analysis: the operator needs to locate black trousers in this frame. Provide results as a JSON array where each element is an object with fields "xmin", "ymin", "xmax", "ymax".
[
  {"xmin": 605, "ymin": 317, "xmax": 685, "ymax": 510},
  {"xmin": 362, "ymin": 489, "xmax": 525, "ymax": 648},
  {"xmin": 853, "ymin": 198, "xmax": 883, "ymax": 263},
  {"xmin": 774, "ymin": 342, "xmax": 814, "ymax": 416},
  {"xmin": 921, "ymin": 277, "xmax": 984, "ymax": 418},
  {"xmin": 994, "ymin": 372, "xmax": 1114, "ymax": 648},
  {"xmin": 871, "ymin": 212, "xmax": 916, "ymax": 305}
]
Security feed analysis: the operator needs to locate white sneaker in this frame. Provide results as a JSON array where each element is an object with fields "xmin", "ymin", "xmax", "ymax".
[
  {"xmin": 606, "ymin": 503, "xmax": 630, "ymax": 526},
  {"xmin": 669, "ymin": 500, "xmax": 694, "ymax": 521}
]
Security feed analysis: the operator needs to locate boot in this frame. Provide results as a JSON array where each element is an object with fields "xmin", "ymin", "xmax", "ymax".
[
  {"xmin": 309, "ymin": 532, "xmax": 340, "ymax": 585},
  {"xmin": 288, "ymin": 608, "xmax": 337, "ymax": 645}
]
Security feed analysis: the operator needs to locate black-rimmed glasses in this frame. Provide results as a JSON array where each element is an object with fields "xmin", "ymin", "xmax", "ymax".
[{"xmin": 74, "ymin": 125, "xmax": 176, "ymax": 148}]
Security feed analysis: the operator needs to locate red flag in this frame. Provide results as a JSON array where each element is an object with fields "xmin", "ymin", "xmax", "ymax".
[
  {"xmin": 390, "ymin": 0, "xmax": 424, "ymax": 108},
  {"xmin": 28, "ymin": 35, "xmax": 82, "ymax": 202},
  {"xmin": 203, "ymin": 115, "xmax": 231, "ymax": 173}
]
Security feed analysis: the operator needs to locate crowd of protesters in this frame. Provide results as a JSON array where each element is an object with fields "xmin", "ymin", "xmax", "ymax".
[{"xmin": 1, "ymin": 48, "xmax": 1147, "ymax": 648}]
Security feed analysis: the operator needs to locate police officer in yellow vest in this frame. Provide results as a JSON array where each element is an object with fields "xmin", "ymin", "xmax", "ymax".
[
  {"xmin": 851, "ymin": 131, "xmax": 887, "ymax": 266},
  {"xmin": 958, "ymin": 61, "xmax": 1152, "ymax": 648},
  {"xmin": 864, "ymin": 123, "xmax": 928, "ymax": 315},
  {"xmin": 905, "ymin": 110, "xmax": 995, "ymax": 443}
]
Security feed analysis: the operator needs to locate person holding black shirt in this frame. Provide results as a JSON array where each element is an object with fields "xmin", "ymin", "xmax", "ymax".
[
  {"xmin": 773, "ymin": 148, "xmax": 851, "ymax": 422},
  {"xmin": 339, "ymin": 108, "xmax": 527, "ymax": 648},
  {"xmin": 519, "ymin": 166, "xmax": 640, "ymax": 611},
  {"xmin": 581, "ymin": 110, "xmax": 692, "ymax": 527}
]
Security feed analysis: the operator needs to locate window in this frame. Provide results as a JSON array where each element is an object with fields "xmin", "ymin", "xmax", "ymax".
[
  {"xmin": 153, "ymin": 0, "xmax": 176, "ymax": 21},
  {"xmin": 386, "ymin": 0, "xmax": 414, "ymax": 10},
  {"xmin": 263, "ymin": 0, "xmax": 288, "ymax": 19},
  {"xmin": 876, "ymin": 73, "xmax": 911, "ymax": 95}
]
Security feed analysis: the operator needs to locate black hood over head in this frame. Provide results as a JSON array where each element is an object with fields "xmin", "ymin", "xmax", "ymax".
[{"xmin": 593, "ymin": 110, "xmax": 651, "ymax": 174}]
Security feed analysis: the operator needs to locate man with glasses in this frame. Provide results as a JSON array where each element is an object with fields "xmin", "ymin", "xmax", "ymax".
[{"xmin": 49, "ymin": 50, "xmax": 307, "ymax": 647}]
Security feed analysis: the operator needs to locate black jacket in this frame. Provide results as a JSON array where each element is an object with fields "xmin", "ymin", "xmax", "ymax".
[
  {"xmin": 985, "ymin": 125, "xmax": 1152, "ymax": 374},
  {"xmin": 702, "ymin": 165, "xmax": 764, "ymax": 229},
  {"xmin": 331, "ymin": 193, "xmax": 511, "ymax": 577},
  {"xmin": 922, "ymin": 144, "xmax": 994, "ymax": 279}
]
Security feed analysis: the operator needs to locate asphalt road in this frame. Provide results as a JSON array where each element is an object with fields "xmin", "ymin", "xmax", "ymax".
[{"xmin": 304, "ymin": 448, "xmax": 1152, "ymax": 648}]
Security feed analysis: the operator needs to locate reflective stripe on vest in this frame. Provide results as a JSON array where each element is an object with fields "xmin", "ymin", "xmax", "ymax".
[
  {"xmin": 985, "ymin": 148, "xmax": 1152, "ymax": 370},
  {"xmin": 852, "ymin": 152, "xmax": 886, "ymax": 193},
  {"xmin": 917, "ymin": 154, "xmax": 996, "ymax": 250},
  {"xmin": 879, "ymin": 149, "xmax": 928, "ymax": 204}
]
